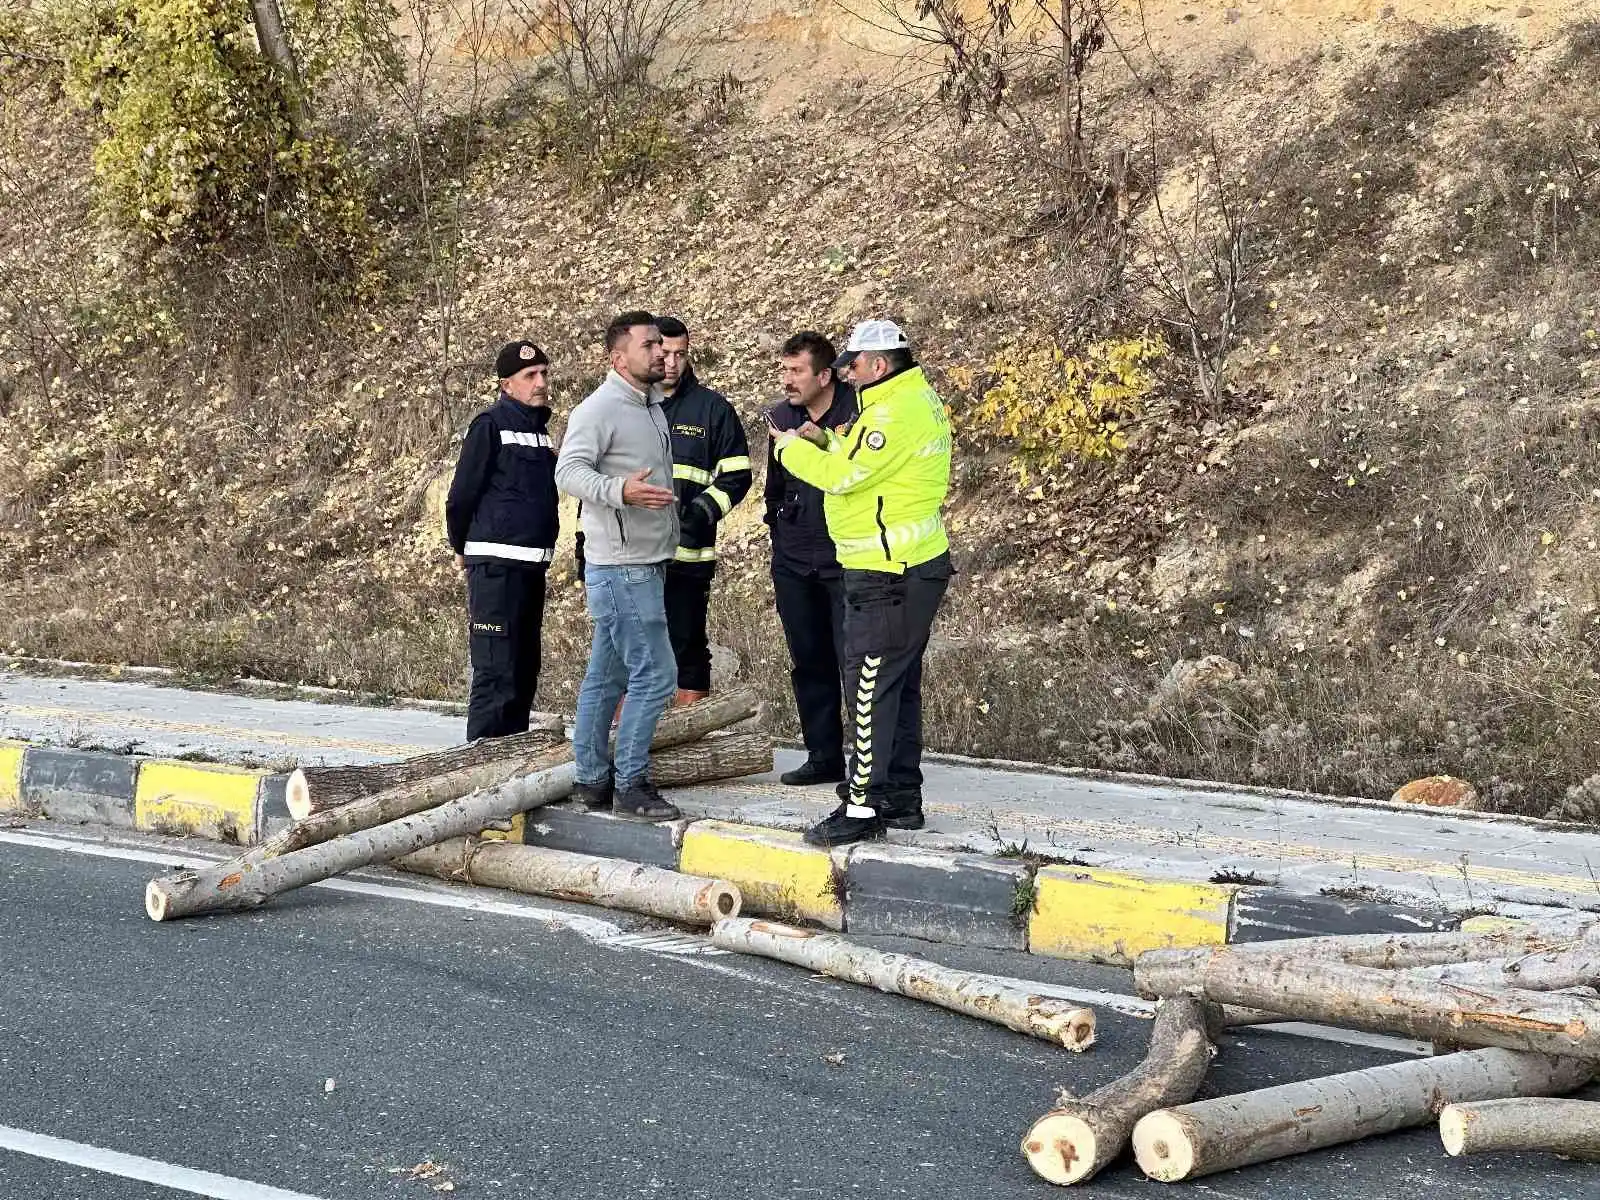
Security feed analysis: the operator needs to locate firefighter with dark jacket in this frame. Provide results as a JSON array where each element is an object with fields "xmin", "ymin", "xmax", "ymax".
[
  {"xmin": 655, "ymin": 316, "xmax": 752, "ymax": 703},
  {"xmin": 765, "ymin": 331, "xmax": 858, "ymax": 786},
  {"xmin": 445, "ymin": 340, "xmax": 560, "ymax": 741}
]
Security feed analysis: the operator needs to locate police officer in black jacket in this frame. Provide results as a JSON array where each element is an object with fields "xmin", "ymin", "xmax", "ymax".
[
  {"xmin": 766, "ymin": 331, "xmax": 859, "ymax": 784},
  {"xmin": 445, "ymin": 340, "xmax": 560, "ymax": 741},
  {"xmin": 658, "ymin": 316, "xmax": 753, "ymax": 703}
]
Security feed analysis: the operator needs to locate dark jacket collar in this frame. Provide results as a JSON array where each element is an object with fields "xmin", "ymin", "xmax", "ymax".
[
  {"xmin": 496, "ymin": 391, "xmax": 551, "ymax": 430},
  {"xmin": 665, "ymin": 365, "xmax": 703, "ymax": 405}
]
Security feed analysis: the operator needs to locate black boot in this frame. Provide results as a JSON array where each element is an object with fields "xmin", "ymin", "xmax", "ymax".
[
  {"xmin": 614, "ymin": 778, "xmax": 682, "ymax": 822},
  {"xmin": 780, "ymin": 758, "xmax": 847, "ymax": 786},
  {"xmin": 803, "ymin": 800, "xmax": 885, "ymax": 847},
  {"xmin": 879, "ymin": 793, "xmax": 925, "ymax": 831},
  {"xmin": 570, "ymin": 776, "xmax": 614, "ymax": 811}
]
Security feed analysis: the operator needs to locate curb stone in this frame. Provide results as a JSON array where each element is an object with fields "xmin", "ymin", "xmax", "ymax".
[{"xmin": 0, "ymin": 736, "xmax": 1497, "ymax": 965}]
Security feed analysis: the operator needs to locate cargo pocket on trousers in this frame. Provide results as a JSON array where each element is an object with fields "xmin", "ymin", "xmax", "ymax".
[
  {"xmin": 468, "ymin": 564, "xmax": 512, "ymax": 638},
  {"xmin": 845, "ymin": 589, "xmax": 909, "ymax": 659}
]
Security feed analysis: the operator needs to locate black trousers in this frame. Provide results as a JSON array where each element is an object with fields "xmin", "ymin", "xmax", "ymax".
[
  {"xmin": 465, "ymin": 561, "xmax": 547, "ymax": 741},
  {"xmin": 664, "ymin": 563, "xmax": 714, "ymax": 693},
  {"xmin": 772, "ymin": 562, "xmax": 847, "ymax": 769},
  {"xmin": 841, "ymin": 553, "xmax": 951, "ymax": 806}
]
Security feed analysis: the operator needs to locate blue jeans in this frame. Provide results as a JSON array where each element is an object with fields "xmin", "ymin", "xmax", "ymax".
[{"xmin": 573, "ymin": 563, "xmax": 678, "ymax": 787}]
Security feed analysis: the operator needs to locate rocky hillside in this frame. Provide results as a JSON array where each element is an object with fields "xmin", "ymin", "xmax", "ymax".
[{"xmin": 4, "ymin": 0, "xmax": 1600, "ymax": 817}]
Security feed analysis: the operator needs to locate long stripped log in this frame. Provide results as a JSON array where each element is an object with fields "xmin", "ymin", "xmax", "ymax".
[
  {"xmin": 1133, "ymin": 949, "xmax": 1600, "ymax": 1060},
  {"xmin": 244, "ymin": 748, "xmax": 567, "ymax": 868},
  {"xmin": 711, "ymin": 918, "xmax": 1095, "ymax": 1050},
  {"xmin": 1416, "ymin": 943, "xmax": 1600, "ymax": 993},
  {"xmin": 1138, "ymin": 926, "xmax": 1594, "ymax": 990},
  {"xmin": 1022, "ymin": 996, "xmax": 1211, "ymax": 1185},
  {"xmin": 397, "ymin": 838, "xmax": 741, "ymax": 926},
  {"xmin": 1440, "ymin": 1097, "xmax": 1600, "ymax": 1161},
  {"xmin": 1131, "ymin": 1048, "xmax": 1593, "ymax": 1182},
  {"xmin": 146, "ymin": 764, "xmax": 575, "ymax": 921}
]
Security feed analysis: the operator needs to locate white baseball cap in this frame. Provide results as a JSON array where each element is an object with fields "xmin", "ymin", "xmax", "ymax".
[{"xmin": 832, "ymin": 319, "xmax": 912, "ymax": 370}]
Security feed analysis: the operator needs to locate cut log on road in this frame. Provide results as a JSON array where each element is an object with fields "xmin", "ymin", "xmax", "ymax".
[
  {"xmin": 1023, "ymin": 996, "xmax": 1212, "ymax": 1185},
  {"xmin": 1131, "ymin": 1047, "xmax": 1594, "ymax": 1182},
  {"xmin": 398, "ymin": 838, "xmax": 741, "ymax": 926},
  {"xmin": 711, "ymin": 917, "xmax": 1095, "ymax": 1050},
  {"xmin": 1439, "ymin": 1096, "xmax": 1600, "ymax": 1161},
  {"xmin": 1133, "ymin": 949, "xmax": 1600, "ymax": 1060},
  {"xmin": 286, "ymin": 725, "xmax": 564, "ymax": 819},
  {"xmin": 285, "ymin": 689, "xmax": 755, "ymax": 817},
  {"xmin": 1417, "ymin": 943, "xmax": 1600, "ymax": 993},
  {"xmin": 1137, "ymin": 927, "xmax": 1592, "ymax": 991},
  {"xmin": 146, "ymin": 764, "xmax": 575, "ymax": 921},
  {"xmin": 246, "ymin": 748, "xmax": 568, "ymax": 868},
  {"xmin": 652, "ymin": 732, "xmax": 772, "ymax": 788}
]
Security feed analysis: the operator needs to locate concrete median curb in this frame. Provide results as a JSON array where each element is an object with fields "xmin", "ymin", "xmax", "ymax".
[
  {"xmin": 0, "ymin": 742, "xmax": 282, "ymax": 844},
  {"xmin": 0, "ymin": 736, "xmax": 1487, "ymax": 965}
]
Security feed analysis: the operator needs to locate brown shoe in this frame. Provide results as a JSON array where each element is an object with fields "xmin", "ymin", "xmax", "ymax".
[{"xmin": 673, "ymin": 688, "xmax": 711, "ymax": 707}]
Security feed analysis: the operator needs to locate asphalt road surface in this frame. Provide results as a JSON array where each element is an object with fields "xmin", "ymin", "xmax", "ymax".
[{"xmin": 2, "ymin": 824, "xmax": 1596, "ymax": 1200}]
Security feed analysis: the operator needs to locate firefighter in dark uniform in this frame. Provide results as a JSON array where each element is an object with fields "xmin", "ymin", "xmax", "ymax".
[
  {"xmin": 656, "ymin": 316, "xmax": 752, "ymax": 704},
  {"xmin": 765, "ymin": 331, "xmax": 858, "ymax": 785},
  {"xmin": 445, "ymin": 340, "xmax": 560, "ymax": 741}
]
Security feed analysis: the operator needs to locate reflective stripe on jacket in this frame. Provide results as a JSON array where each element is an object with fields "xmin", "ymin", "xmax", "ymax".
[{"xmin": 662, "ymin": 367, "xmax": 752, "ymax": 569}]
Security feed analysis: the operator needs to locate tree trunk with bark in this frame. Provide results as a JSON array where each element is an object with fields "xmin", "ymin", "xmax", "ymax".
[
  {"xmin": 651, "ymin": 733, "xmax": 772, "ymax": 788},
  {"xmin": 1439, "ymin": 1097, "xmax": 1600, "ymax": 1161},
  {"xmin": 1137, "ymin": 927, "xmax": 1592, "ymax": 989},
  {"xmin": 251, "ymin": 748, "xmax": 568, "ymax": 866},
  {"xmin": 711, "ymin": 918, "xmax": 1095, "ymax": 1050},
  {"xmin": 146, "ymin": 764, "xmax": 574, "ymax": 921},
  {"xmin": 286, "ymin": 689, "xmax": 753, "ymax": 817},
  {"xmin": 1022, "ymin": 995, "xmax": 1212, "ymax": 1185},
  {"xmin": 397, "ymin": 838, "xmax": 741, "ymax": 925},
  {"xmin": 1416, "ymin": 943, "xmax": 1600, "ymax": 993},
  {"xmin": 1133, "ymin": 950, "xmax": 1600, "ymax": 1060},
  {"xmin": 247, "ymin": 0, "xmax": 306, "ymax": 130},
  {"xmin": 1131, "ymin": 1048, "xmax": 1594, "ymax": 1182},
  {"xmin": 286, "ymin": 724, "xmax": 565, "ymax": 818}
]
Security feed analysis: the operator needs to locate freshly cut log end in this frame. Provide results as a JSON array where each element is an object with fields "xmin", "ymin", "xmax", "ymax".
[
  {"xmin": 705, "ymin": 882, "xmax": 741, "ymax": 920},
  {"xmin": 1439, "ymin": 1105, "xmax": 1472, "ymax": 1157},
  {"xmin": 1439, "ymin": 1098, "xmax": 1600, "ymax": 1161},
  {"xmin": 286, "ymin": 769, "xmax": 312, "ymax": 821},
  {"xmin": 1057, "ymin": 1010, "xmax": 1097, "ymax": 1052},
  {"xmin": 1131, "ymin": 1111, "xmax": 1196, "ymax": 1182},
  {"xmin": 1021, "ymin": 1112, "xmax": 1100, "ymax": 1186},
  {"xmin": 145, "ymin": 880, "xmax": 171, "ymax": 922}
]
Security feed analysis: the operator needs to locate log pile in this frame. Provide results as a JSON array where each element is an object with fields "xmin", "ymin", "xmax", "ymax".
[
  {"xmin": 146, "ymin": 690, "xmax": 768, "ymax": 921},
  {"xmin": 1018, "ymin": 923, "xmax": 1600, "ymax": 1187}
]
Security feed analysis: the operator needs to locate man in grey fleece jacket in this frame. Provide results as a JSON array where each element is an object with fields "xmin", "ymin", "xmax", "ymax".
[{"xmin": 554, "ymin": 311, "xmax": 683, "ymax": 820}]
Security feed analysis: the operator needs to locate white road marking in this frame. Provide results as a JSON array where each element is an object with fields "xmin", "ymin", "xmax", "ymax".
[
  {"xmin": 0, "ymin": 828, "xmax": 622, "ymax": 940},
  {"xmin": 0, "ymin": 825, "xmax": 1434, "ymax": 1054},
  {"xmin": 0, "ymin": 1125, "xmax": 332, "ymax": 1200}
]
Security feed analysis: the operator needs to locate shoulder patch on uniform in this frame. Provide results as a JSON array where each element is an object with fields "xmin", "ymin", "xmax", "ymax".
[{"xmin": 864, "ymin": 430, "xmax": 887, "ymax": 451}]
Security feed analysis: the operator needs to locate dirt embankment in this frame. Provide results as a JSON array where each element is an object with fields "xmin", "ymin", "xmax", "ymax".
[{"xmin": 3, "ymin": 0, "xmax": 1600, "ymax": 817}]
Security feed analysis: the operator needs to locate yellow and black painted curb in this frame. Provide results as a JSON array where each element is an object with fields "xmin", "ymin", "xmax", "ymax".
[
  {"xmin": 3, "ymin": 739, "xmax": 1460, "ymax": 966},
  {"xmin": 1, "ymin": 742, "xmax": 287, "ymax": 845}
]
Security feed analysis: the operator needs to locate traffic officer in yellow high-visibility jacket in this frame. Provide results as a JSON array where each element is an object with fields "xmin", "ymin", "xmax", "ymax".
[{"xmin": 769, "ymin": 319, "xmax": 953, "ymax": 847}]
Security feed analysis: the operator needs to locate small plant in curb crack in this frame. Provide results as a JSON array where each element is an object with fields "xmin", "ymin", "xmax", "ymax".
[
  {"xmin": 1010, "ymin": 877, "xmax": 1038, "ymax": 926},
  {"xmin": 826, "ymin": 861, "xmax": 849, "ymax": 905}
]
